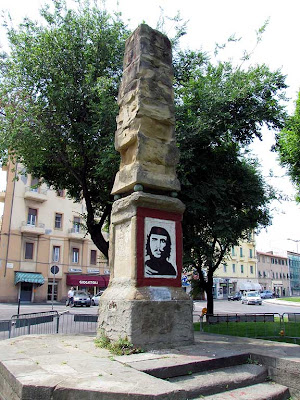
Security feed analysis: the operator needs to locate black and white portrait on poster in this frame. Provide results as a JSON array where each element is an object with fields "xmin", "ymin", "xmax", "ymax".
[{"xmin": 144, "ymin": 217, "xmax": 177, "ymax": 278}]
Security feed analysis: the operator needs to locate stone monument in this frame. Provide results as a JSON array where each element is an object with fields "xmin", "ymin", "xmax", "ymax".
[{"xmin": 97, "ymin": 24, "xmax": 194, "ymax": 349}]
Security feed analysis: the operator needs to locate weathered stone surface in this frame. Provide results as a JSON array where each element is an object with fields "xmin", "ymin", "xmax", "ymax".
[
  {"xmin": 111, "ymin": 24, "xmax": 180, "ymax": 195},
  {"xmin": 97, "ymin": 298, "xmax": 194, "ymax": 350},
  {"xmin": 108, "ymin": 192, "xmax": 185, "ymax": 282}
]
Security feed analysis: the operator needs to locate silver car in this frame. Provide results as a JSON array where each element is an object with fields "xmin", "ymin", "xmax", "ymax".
[
  {"xmin": 73, "ymin": 291, "xmax": 91, "ymax": 307},
  {"xmin": 91, "ymin": 290, "xmax": 105, "ymax": 306},
  {"xmin": 241, "ymin": 291, "xmax": 262, "ymax": 305}
]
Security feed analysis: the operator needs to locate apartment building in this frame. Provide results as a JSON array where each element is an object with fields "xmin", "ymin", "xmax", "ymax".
[
  {"xmin": 256, "ymin": 251, "xmax": 290, "ymax": 296},
  {"xmin": 214, "ymin": 232, "xmax": 260, "ymax": 299},
  {"xmin": 287, "ymin": 252, "xmax": 300, "ymax": 296},
  {"xmin": 0, "ymin": 162, "xmax": 109, "ymax": 303}
]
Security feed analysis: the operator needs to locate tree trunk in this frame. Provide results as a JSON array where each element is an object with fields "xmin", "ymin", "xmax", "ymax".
[{"xmin": 206, "ymin": 273, "xmax": 214, "ymax": 315}]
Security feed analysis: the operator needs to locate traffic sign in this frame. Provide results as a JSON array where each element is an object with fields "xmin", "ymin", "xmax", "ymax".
[{"xmin": 51, "ymin": 265, "xmax": 59, "ymax": 275}]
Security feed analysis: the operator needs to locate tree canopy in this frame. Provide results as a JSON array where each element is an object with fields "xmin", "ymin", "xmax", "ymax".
[
  {"xmin": 0, "ymin": 0, "xmax": 130, "ymax": 257},
  {"xmin": 0, "ymin": 0, "xmax": 289, "ymax": 313},
  {"xmin": 277, "ymin": 91, "xmax": 300, "ymax": 200},
  {"xmin": 174, "ymin": 49, "xmax": 287, "ymax": 313}
]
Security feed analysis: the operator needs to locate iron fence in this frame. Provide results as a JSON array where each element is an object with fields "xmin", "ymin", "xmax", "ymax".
[
  {"xmin": 194, "ymin": 313, "xmax": 300, "ymax": 344},
  {"xmin": 0, "ymin": 311, "xmax": 98, "ymax": 340},
  {"xmin": 0, "ymin": 311, "xmax": 299, "ymax": 344}
]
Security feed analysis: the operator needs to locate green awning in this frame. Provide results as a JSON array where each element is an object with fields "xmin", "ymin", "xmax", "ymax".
[{"xmin": 15, "ymin": 272, "xmax": 45, "ymax": 285}]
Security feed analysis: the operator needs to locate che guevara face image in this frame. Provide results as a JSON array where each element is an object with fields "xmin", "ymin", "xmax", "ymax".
[{"xmin": 144, "ymin": 219, "xmax": 177, "ymax": 278}]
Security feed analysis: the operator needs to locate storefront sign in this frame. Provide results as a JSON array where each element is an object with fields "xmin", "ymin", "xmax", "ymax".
[
  {"xmin": 68, "ymin": 267, "xmax": 82, "ymax": 273},
  {"xmin": 87, "ymin": 268, "xmax": 99, "ymax": 274},
  {"xmin": 66, "ymin": 274, "xmax": 109, "ymax": 287}
]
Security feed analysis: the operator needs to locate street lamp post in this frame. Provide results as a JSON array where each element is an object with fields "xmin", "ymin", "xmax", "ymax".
[{"xmin": 287, "ymin": 238, "xmax": 300, "ymax": 253}]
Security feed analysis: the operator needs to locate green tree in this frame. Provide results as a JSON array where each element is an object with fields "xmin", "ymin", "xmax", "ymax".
[
  {"xmin": 0, "ymin": 1, "xmax": 288, "ymax": 316},
  {"xmin": 174, "ymin": 50, "xmax": 287, "ymax": 313},
  {"xmin": 0, "ymin": 0, "xmax": 130, "ymax": 258},
  {"xmin": 277, "ymin": 91, "xmax": 300, "ymax": 200}
]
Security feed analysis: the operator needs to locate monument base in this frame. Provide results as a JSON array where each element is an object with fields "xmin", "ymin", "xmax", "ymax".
[
  {"xmin": 98, "ymin": 192, "xmax": 194, "ymax": 349},
  {"xmin": 97, "ymin": 284, "xmax": 194, "ymax": 349}
]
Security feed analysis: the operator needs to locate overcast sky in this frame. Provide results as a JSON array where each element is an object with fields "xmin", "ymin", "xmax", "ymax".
[{"xmin": 1, "ymin": 0, "xmax": 300, "ymax": 255}]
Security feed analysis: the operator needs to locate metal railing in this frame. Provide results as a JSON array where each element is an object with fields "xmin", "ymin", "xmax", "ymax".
[
  {"xmin": 0, "ymin": 311, "xmax": 98, "ymax": 340},
  {"xmin": 194, "ymin": 313, "xmax": 300, "ymax": 344},
  {"xmin": 0, "ymin": 311, "xmax": 299, "ymax": 344}
]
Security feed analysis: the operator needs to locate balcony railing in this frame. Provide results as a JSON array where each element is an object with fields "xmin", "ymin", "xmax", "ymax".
[
  {"xmin": 20, "ymin": 222, "xmax": 45, "ymax": 235},
  {"xmin": 24, "ymin": 187, "xmax": 47, "ymax": 202},
  {"xmin": 68, "ymin": 227, "xmax": 87, "ymax": 240}
]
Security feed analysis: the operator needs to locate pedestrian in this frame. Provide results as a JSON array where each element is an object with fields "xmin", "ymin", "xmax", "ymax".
[{"xmin": 67, "ymin": 287, "xmax": 74, "ymax": 306}]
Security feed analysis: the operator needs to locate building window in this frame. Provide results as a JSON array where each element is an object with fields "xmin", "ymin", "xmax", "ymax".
[
  {"xmin": 52, "ymin": 246, "xmax": 60, "ymax": 263},
  {"xmin": 240, "ymin": 247, "xmax": 243, "ymax": 257},
  {"xmin": 250, "ymin": 265, "xmax": 254, "ymax": 274},
  {"xmin": 231, "ymin": 247, "xmax": 235, "ymax": 256},
  {"xmin": 263, "ymin": 271, "xmax": 266, "ymax": 277},
  {"xmin": 72, "ymin": 248, "xmax": 79, "ymax": 263},
  {"xmin": 223, "ymin": 264, "xmax": 227, "ymax": 273},
  {"xmin": 258, "ymin": 271, "xmax": 262, "ymax": 277},
  {"xmin": 241, "ymin": 265, "xmax": 244, "ymax": 273},
  {"xmin": 249, "ymin": 249, "xmax": 253, "ymax": 258},
  {"xmin": 54, "ymin": 213, "xmax": 63, "ymax": 229},
  {"xmin": 276, "ymin": 272, "xmax": 278, "ymax": 279},
  {"xmin": 30, "ymin": 177, "xmax": 39, "ymax": 192},
  {"xmin": 73, "ymin": 217, "xmax": 80, "ymax": 233},
  {"xmin": 27, "ymin": 208, "xmax": 37, "ymax": 226},
  {"xmin": 90, "ymin": 250, "xmax": 97, "ymax": 265},
  {"xmin": 272, "ymin": 272, "xmax": 275, "ymax": 278},
  {"xmin": 232, "ymin": 263, "xmax": 236, "ymax": 273},
  {"xmin": 25, "ymin": 242, "xmax": 34, "ymax": 259}
]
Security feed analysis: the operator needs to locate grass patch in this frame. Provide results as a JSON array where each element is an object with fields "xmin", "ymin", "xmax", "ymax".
[
  {"xmin": 277, "ymin": 297, "xmax": 300, "ymax": 302},
  {"xmin": 194, "ymin": 321, "xmax": 300, "ymax": 345},
  {"xmin": 95, "ymin": 334, "xmax": 144, "ymax": 356}
]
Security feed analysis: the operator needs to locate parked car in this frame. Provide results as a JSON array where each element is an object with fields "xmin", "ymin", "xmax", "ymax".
[
  {"xmin": 241, "ymin": 291, "xmax": 262, "ymax": 305},
  {"xmin": 228, "ymin": 292, "xmax": 242, "ymax": 301},
  {"xmin": 73, "ymin": 291, "xmax": 91, "ymax": 307},
  {"xmin": 91, "ymin": 290, "xmax": 105, "ymax": 306},
  {"xmin": 260, "ymin": 290, "xmax": 273, "ymax": 299}
]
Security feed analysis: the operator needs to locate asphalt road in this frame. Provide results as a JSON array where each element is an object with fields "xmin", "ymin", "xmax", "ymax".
[
  {"xmin": 194, "ymin": 298, "xmax": 300, "ymax": 316},
  {"xmin": 0, "ymin": 302, "xmax": 99, "ymax": 320},
  {"xmin": 0, "ymin": 298, "xmax": 299, "ymax": 321}
]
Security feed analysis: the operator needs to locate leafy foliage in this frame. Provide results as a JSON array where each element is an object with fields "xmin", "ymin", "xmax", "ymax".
[
  {"xmin": 95, "ymin": 334, "xmax": 144, "ymax": 355},
  {"xmin": 0, "ymin": 0, "xmax": 130, "ymax": 257},
  {"xmin": 277, "ymin": 91, "xmax": 300, "ymax": 200},
  {"xmin": 0, "ymin": 2, "xmax": 288, "ymax": 314},
  {"xmin": 174, "ymin": 49, "xmax": 287, "ymax": 313}
]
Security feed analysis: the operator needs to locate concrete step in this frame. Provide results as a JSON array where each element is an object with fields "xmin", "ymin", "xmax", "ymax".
[
  {"xmin": 169, "ymin": 363, "xmax": 268, "ymax": 398},
  {"xmin": 197, "ymin": 382, "xmax": 291, "ymax": 400}
]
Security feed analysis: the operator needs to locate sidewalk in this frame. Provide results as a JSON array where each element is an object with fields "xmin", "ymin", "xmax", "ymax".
[
  {"xmin": 264, "ymin": 298, "xmax": 300, "ymax": 307},
  {"xmin": 0, "ymin": 331, "xmax": 299, "ymax": 399}
]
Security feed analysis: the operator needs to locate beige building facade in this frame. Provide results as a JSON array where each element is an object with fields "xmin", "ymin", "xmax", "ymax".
[
  {"xmin": 257, "ymin": 251, "xmax": 290, "ymax": 297},
  {"xmin": 214, "ymin": 232, "xmax": 260, "ymax": 299},
  {"xmin": 0, "ymin": 162, "xmax": 109, "ymax": 303}
]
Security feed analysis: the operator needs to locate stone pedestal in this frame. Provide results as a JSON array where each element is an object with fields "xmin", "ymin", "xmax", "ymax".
[
  {"xmin": 111, "ymin": 24, "xmax": 180, "ymax": 195},
  {"xmin": 97, "ymin": 192, "xmax": 194, "ymax": 349}
]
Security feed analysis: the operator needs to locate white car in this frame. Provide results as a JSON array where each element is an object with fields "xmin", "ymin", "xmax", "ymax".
[
  {"xmin": 241, "ymin": 291, "xmax": 262, "ymax": 305},
  {"xmin": 91, "ymin": 290, "xmax": 105, "ymax": 306}
]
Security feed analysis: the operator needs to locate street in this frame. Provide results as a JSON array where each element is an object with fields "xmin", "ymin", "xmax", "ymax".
[
  {"xmin": 0, "ymin": 298, "xmax": 299, "ymax": 321},
  {"xmin": 194, "ymin": 298, "xmax": 300, "ymax": 316},
  {"xmin": 0, "ymin": 302, "xmax": 99, "ymax": 320}
]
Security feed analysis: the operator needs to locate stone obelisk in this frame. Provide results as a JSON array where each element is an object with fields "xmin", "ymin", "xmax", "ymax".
[{"xmin": 97, "ymin": 24, "xmax": 194, "ymax": 349}]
